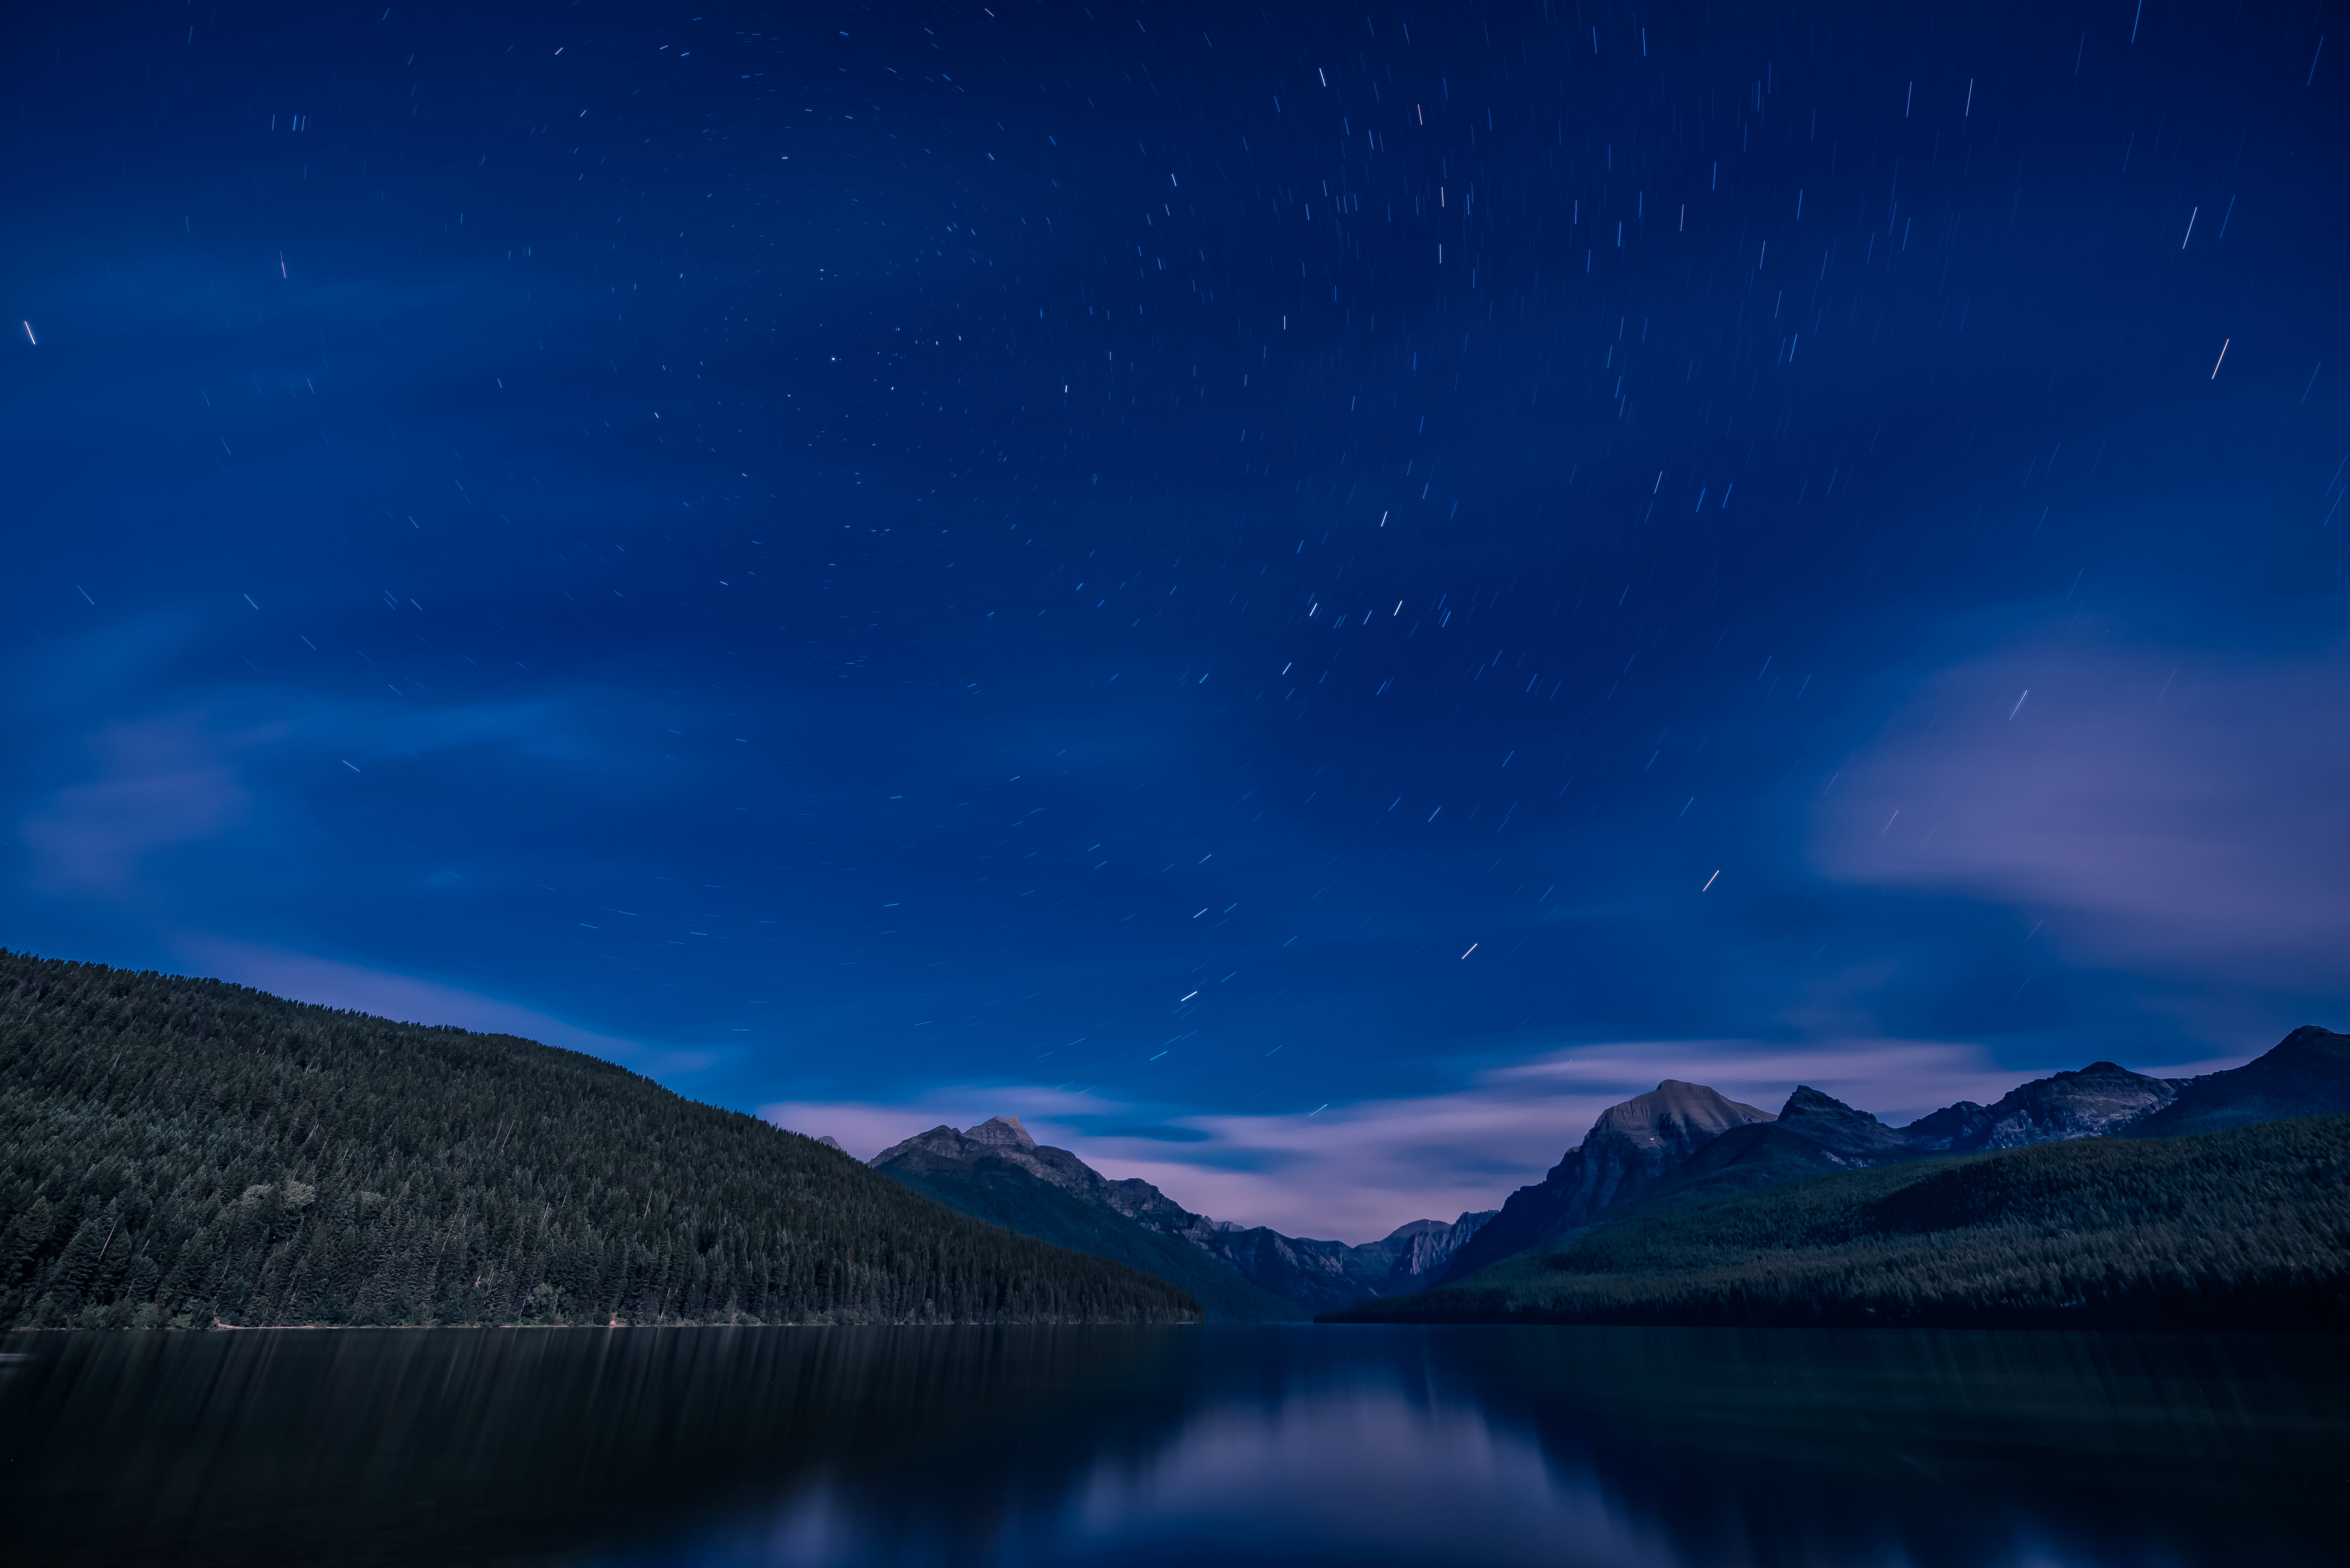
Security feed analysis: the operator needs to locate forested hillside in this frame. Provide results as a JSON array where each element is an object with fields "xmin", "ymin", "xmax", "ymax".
[
  {"xmin": 0, "ymin": 953, "xmax": 1200, "ymax": 1329},
  {"xmin": 1331, "ymin": 1113, "xmax": 2350, "ymax": 1331}
]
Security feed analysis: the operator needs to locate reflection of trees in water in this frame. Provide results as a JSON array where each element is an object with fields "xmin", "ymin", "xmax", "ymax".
[
  {"xmin": 0, "ymin": 1326, "xmax": 1201, "ymax": 1568},
  {"xmin": 776, "ymin": 1326, "xmax": 2350, "ymax": 1568},
  {"xmin": 1428, "ymin": 1327, "xmax": 2350, "ymax": 1568},
  {"xmin": 5, "ymin": 1326, "xmax": 2345, "ymax": 1568},
  {"xmin": 779, "ymin": 1327, "xmax": 1208, "ymax": 1563}
]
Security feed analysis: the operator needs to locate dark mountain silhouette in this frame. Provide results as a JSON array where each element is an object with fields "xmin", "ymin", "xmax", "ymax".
[
  {"xmin": 1647, "ymin": 1086, "xmax": 1923, "ymax": 1202},
  {"xmin": 2124, "ymin": 1026, "xmax": 2350, "ymax": 1138},
  {"xmin": 1433, "ymin": 1081, "xmax": 1775, "ymax": 1285},
  {"xmin": 869, "ymin": 1119, "xmax": 1307, "ymax": 1320},
  {"xmin": 868, "ymin": 1115, "xmax": 1493, "ymax": 1315}
]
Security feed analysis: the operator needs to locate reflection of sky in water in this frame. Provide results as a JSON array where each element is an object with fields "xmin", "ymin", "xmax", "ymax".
[
  {"xmin": 747, "ymin": 1385, "xmax": 1647, "ymax": 1568},
  {"xmin": 9, "ymin": 1327, "xmax": 2345, "ymax": 1568},
  {"xmin": 1068, "ymin": 1386, "xmax": 1601, "ymax": 1554},
  {"xmin": 599, "ymin": 1332, "xmax": 2318, "ymax": 1568}
]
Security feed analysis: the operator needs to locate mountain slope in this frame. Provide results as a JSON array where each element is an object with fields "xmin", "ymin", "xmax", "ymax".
[
  {"xmin": 2125, "ymin": 1026, "xmax": 2350, "ymax": 1138},
  {"xmin": 870, "ymin": 1116, "xmax": 1493, "ymax": 1313},
  {"xmin": 1433, "ymin": 1081, "xmax": 1775, "ymax": 1285},
  {"xmin": 1330, "ymin": 1113, "xmax": 2350, "ymax": 1331},
  {"xmin": 871, "ymin": 1122, "xmax": 1308, "ymax": 1320},
  {"xmin": 1438, "ymin": 1034, "xmax": 2343, "ymax": 1283},
  {"xmin": 1904, "ymin": 1060, "xmax": 2185, "ymax": 1150},
  {"xmin": 1655, "ymin": 1086, "xmax": 1923, "ymax": 1193},
  {"xmin": 0, "ymin": 952, "xmax": 1201, "ymax": 1329}
]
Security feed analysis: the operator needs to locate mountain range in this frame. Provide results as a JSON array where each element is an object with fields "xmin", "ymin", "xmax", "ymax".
[
  {"xmin": 1333, "ymin": 1110, "xmax": 2350, "ymax": 1330},
  {"xmin": 1429, "ymin": 1025, "xmax": 2350, "ymax": 1290},
  {"xmin": 852, "ymin": 1026, "xmax": 2350, "ymax": 1316},
  {"xmin": 12, "ymin": 940, "xmax": 2342, "ymax": 1332},
  {"xmin": 869, "ymin": 1117, "xmax": 1494, "ymax": 1318}
]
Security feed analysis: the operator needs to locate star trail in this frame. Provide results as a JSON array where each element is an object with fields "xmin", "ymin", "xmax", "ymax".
[{"xmin": 4, "ymin": 0, "xmax": 2343, "ymax": 1235}]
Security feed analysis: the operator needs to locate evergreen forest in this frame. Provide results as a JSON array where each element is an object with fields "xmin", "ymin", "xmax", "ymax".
[
  {"xmin": 1332, "ymin": 1112, "xmax": 2350, "ymax": 1330},
  {"xmin": 0, "ymin": 952, "xmax": 1201, "ymax": 1329}
]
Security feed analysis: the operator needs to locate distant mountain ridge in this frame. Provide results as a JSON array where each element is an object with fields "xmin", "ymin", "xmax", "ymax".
[
  {"xmin": 1431, "ymin": 1025, "xmax": 2350, "ymax": 1287},
  {"xmin": 868, "ymin": 1116, "xmax": 1494, "ymax": 1316},
  {"xmin": 1335, "ymin": 1111, "xmax": 2350, "ymax": 1331},
  {"xmin": 869, "ymin": 1117, "xmax": 1307, "ymax": 1320},
  {"xmin": 852, "ymin": 1025, "xmax": 2350, "ymax": 1314},
  {"xmin": 1905, "ymin": 1059, "xmax": 2187, "ymax": 1150}
]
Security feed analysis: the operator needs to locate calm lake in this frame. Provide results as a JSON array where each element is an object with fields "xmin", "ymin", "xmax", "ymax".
[{"xmin": 5, "ymin": 1325, "xmax": 2345, "ymax": 1567}]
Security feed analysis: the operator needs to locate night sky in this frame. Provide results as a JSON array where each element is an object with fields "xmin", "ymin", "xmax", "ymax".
[{"xmin": 6, "ymin": 1, "xmax": 2345, "ymax": 1238}]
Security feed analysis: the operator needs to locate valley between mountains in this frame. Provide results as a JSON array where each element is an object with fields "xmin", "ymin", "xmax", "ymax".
[{"xmin": 867, "ymin": 1115, "xmax": 1494, "ymax": 1320}]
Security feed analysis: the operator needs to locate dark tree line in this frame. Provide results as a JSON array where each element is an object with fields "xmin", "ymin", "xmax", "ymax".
[{"xmin": 0, "ymin": 952, "xmax": 1200, "ymax": 1329}]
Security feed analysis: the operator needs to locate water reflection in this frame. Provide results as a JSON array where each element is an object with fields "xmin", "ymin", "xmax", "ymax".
[{"xmin": 4, "ymin": 1325, "xmax": 2342, "ymax": 1568}]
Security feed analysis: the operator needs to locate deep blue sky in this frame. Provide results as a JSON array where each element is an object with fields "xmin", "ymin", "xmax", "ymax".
[{"xmin": 5, "ymin": 1, "xmax": 2344, "ymax": 1235}]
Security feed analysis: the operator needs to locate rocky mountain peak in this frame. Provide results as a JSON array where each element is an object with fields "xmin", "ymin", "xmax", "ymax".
[
  {"xmin": 2272, "ymin": 1025, "xmax": 2350, "ymax": 1058},
  {"xmin": 965, "ymin": 1115, "xmax": 1038, "ymax": 1151},
  {"xmin": 1902, "ymin": 1100, "xmax": 1992, "ymax": 1150},
  {"xmin": 1434, "ymin": 1081, "xmax": 1775, "ymax": 1286},
  {"xmin": 866, "ymin": 1124, "xmax": 969, "ymax": 1167},
  {"xmin": 1968, "ymin": 1060, "xmax": 2182, "ymax": 1149},
  {"xmin": 1774, "ymin": 1085, "xmax": 1913, "ymax": 1161},
  {"xmin": 1357, "ymin": 1210, "xmax": 1501, "ymax": 1287},
  {"xmin": 1588, "ymin": 1080, "xmax": 1776, "ymax": 1152},
  {"xmin": 1887, "ymin": 1060, "xmax": 2186, "ymax": 1156},
  {"xmin": 1778, "ymin": 1084, "xmax": 1855, "ymax": 1120}
]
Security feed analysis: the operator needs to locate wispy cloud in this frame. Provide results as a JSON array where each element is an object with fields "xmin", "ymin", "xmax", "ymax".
[
  {"xmin": 6, "ymin": 619, "xmax": 648, "ymax": 911},
  {"xmin": 1812, "ymin": 637, "xmax": 2350, "ymax": 995},
  {"xmin": 20, "ymin": 711, "xmax": 269, "ymax": 891},
  {"xmin": 765, "ymin": 1034, "xmax": 2080, "ymax": 1243}
]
